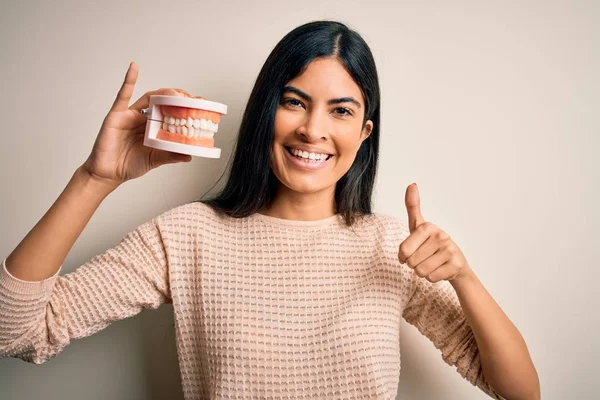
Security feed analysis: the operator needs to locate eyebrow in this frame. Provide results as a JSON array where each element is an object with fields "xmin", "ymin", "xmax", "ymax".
[{"xmin": 282, "ymin": 86, "xmax": 362, "ymax": 109}]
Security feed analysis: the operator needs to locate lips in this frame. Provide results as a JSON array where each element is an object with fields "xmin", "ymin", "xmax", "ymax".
[
  {"xmin": 284, "ymin": 146, "xmax": 333, "ymax": 160},
  {"xmin": 283, "ymin": 146, "xmax": 333, "ymax": 170}
]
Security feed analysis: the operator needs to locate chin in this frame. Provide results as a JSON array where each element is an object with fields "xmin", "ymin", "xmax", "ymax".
[{"xmin": 276, "ymin": 174, "xmax": 335, "ymax": 194}]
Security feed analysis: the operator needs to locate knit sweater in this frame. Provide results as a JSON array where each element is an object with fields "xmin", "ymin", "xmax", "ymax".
[{"xmin": 0, "ymin": 201, "xmax": 503, "ymax": 399}]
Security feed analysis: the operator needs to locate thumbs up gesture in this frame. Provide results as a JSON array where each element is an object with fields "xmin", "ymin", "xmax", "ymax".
[{"xmin": 398, "ymin": 183, "xmax": 473, "ymax": 283}]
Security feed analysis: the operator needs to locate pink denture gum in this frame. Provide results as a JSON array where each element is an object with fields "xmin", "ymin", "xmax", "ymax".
[{"xmin": 143, "ymin": 95, "xmax": 227, "ymax": 158}]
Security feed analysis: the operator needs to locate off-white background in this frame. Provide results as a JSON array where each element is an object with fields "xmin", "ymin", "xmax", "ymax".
[{"xmin": 1, "ymin": 1, "xmax": 598, "ymax": 399}]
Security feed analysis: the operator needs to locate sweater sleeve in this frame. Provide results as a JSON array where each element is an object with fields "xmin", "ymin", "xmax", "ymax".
[
  {"xmin": 0, "ymin": 218, "xmax": 170, "ymax": 364},
  {"xmin": 401, "ymin": 266, "xmax": 506, "ymax": 399}
]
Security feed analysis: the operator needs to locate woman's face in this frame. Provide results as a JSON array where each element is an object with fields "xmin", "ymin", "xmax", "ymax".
[{"xmin": 271, "ymin": 57, "xmax": 373, "ymax": 196}]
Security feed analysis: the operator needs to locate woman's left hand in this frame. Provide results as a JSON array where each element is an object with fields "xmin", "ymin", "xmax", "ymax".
[{"xmin": 398, "ymin": 183, "xmax": 474, "ymax": 283}]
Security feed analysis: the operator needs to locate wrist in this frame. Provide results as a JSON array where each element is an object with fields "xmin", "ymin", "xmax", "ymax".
[
  {"xmin": 74, "ymin": 165, "xmax": 120, "ymax": 197},
  {"xmin": 449, "ymin": 266, "xmax": 477, "ymax": 290}
]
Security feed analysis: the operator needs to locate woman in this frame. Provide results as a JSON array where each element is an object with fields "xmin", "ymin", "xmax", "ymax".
[{"xmin": 0, "ymin": 21, "xmax": 539, "ymax": 399}]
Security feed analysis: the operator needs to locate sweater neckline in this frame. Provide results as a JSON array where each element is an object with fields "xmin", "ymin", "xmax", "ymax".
[{"xmin": 250, "ymin": 212, "xmax": 343, "ymax": 227}]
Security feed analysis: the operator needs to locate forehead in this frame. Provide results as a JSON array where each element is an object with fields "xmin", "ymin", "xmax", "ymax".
[{"xmin": 285, "ymin": 58, "xmax": 363, "ymax": 100}]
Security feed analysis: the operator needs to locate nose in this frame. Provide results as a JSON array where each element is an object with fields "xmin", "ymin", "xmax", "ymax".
[{"xmin": 295, "ymin": 108, "xmax": 328, "ymax": 141}]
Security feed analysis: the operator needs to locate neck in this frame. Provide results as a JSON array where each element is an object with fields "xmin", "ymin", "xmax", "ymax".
[{"xmin": 261, "ymin": 184, "xmax": 336, "ymax": 221}]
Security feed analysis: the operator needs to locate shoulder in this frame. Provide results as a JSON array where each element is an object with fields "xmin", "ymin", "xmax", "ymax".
[{"xmin": 151, "ymin": 201, "xmax": 227, "ymax": 229}]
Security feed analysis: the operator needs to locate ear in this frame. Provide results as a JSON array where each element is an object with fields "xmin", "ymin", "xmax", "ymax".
[{"xmin": 360, "ymin": 120, "xmax": 373, "ymax": 143}]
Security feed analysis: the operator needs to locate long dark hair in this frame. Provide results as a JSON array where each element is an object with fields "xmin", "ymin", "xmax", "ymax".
[{"xmin": 198, "ymin": 20, "xmax": 381, "ymax": 226}]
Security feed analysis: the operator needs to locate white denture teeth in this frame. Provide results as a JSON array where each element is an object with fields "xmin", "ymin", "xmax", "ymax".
[{"xmin": 161, "ymin": 114, "xmax": 220, "ymax": 139}]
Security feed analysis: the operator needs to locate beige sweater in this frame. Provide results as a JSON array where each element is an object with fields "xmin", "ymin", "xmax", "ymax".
[{"xmin": 0, "ymin": 202, "xmax": 502, "ymax": 399}]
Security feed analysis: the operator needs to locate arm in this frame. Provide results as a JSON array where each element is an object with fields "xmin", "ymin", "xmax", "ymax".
[
  {"xmin": 399, "ymin": 183, "xmax": 540, "ymax": 399},
  {"xmin": 6, "ymin": 165, "xmax": 119, "ymax": 281},
  {"xmin": 449, "ymin": 270, "xmax": 540, "ymax": 400},
  {"xmin": 1, "ymin": 166, "xmax": 170, "ymax": 363},
  {"xmin": 402, "ymin": 267, "xmax": 504, "ymax": 399},
  {"xmin": 402, "ymin": 266, "xmax": 539, "ymax": 400}
]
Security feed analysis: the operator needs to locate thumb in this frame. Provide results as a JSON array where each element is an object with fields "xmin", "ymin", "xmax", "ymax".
[
  {"xmin": 151, "ymin": 149, "xmax": 192, "ymax": 168},
  {"xmin": 405, "ymin": 183, "xmax": 425, "ymax": 233}
]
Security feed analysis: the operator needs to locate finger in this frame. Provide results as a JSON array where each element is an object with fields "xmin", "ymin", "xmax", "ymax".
[
  {"xmin": 425, "ymin": 261, "xmax": 456, "ymax": 283},
  {"xmin": 413, "ymin": 249, "xmax": 450, "ymax": 279},
  {"xmin": 151, "ymin": 149, "xmax": 192, "ymax": 168},
  {"xmin": 403, "ymin": 235, "xmax": 440, "ymax": 268},
  {"xmin": 166, "ymin": 89, "xmax": 203, "ymax": 98},
  {"xmin": 174, "ymin": 89, "xmax": 193, "ymax": 97},
  {"xmin": 110, "ymin": 62, "xmax": 139, "ymax": 113},
  {"xmin": 129, "ymin": 88, "xmax": 186, "ymax": 113},
  {"xmin": 405, "ymin": 183, "xmax": 425, "ymax": 234},
  {"xmin": 398, "ymin": 222, "xmax": 435, "ymax": 264}
]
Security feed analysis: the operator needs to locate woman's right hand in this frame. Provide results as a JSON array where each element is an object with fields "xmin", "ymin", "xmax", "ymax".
[{"xmin": 81, "ymin": 62, "xmax": 193, "ymax": 188}]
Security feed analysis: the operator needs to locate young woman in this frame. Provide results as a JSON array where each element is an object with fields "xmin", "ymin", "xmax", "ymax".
[{"xmin": 1, "ymin": 21, "xmax": 539, "ymax": 400}]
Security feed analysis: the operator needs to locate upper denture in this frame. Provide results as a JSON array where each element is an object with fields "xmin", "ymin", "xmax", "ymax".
[{"xmin": 160, "ymin": 105, "xmax": 221, "ymax": 124}]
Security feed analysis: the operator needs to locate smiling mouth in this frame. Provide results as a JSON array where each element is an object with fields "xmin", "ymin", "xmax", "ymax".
[{"xmin": 285, "ymin": 146, "xmax": 333, "ymax": 163}]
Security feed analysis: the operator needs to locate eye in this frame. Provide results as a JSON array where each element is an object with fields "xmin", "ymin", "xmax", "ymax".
[
  {"xmin": 281, "ymin": 98, "xmax": 304, "ymax": 108},
  {"xmin": 333, "ymin": 107, "xmax": 353, "ymax": 117}
]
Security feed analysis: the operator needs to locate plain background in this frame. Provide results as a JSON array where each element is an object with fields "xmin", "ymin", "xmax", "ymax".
[{"xmin": 1, "ymin": 0, "xmax": 598, "ymax": 399}]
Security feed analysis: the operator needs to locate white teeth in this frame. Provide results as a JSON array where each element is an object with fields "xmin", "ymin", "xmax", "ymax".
[
  {"xmin": 289, "ymin": 148, "xmax": 329, "ymax": 162},
  {"xmin": 162, "ymin": 124, "xmax": 214, "ymax": 138},
  {"xmin": 161, "ymin": 114, "xmax": 220, "ymax": 139}
]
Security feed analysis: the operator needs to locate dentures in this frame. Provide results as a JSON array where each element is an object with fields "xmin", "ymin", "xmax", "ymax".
[
  {"xmin": 143, "ymin": 93, "xmax": 227, "ymax": 158},
  {"xmin": 157, "ymin": 105, "xmax": 221, "ymax": 148},
  {"xmin": 156, "ymin": 93, "xmax": 223, "ymax": 148}
]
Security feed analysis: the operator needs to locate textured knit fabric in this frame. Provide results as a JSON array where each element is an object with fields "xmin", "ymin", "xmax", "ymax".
[{"xmin": 0, "ymin": 202, "xmax": 503, "ymax": 399}]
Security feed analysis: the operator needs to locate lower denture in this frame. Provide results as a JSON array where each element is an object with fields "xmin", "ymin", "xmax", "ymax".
[{"xmin": 156, "ymin": 130, "xmax": 214, "ymax": 147}]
